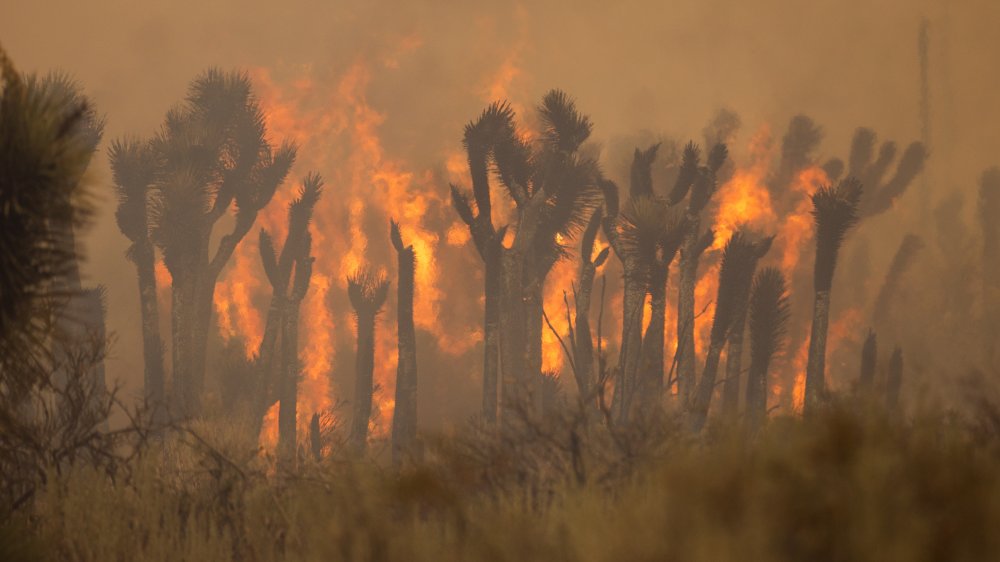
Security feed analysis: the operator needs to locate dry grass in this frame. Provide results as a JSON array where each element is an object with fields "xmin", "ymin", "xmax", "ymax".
[{"xmin": 4, "ymin": 395, "xmax": 1000, "ymax": 562}]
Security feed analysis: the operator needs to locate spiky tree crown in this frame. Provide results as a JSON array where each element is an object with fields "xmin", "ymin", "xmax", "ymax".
[
  {"xmin": 110, "ymin": 138, "xmax": 156, "ymax": 250},
  {"xmin": 619, "ymin": 196, "xmax": 686, "ymax": 271},
  {"xmin": 748, "ymin": 267, "xmax": 790, "ymax": 369},
  {"xmin": 711, "ymin": 230, "xmax": 772, "ymax": 343},
  {"xmin": 630, "ymin": 143, "xmax": 660, "ymax": 199},
  {"xmin": 812, "ymin": 177, "xmax": 863, "ymax": 292},
  {"xmin": 347, "ymin": 268, "xmax": 389, "ymax": 317}
]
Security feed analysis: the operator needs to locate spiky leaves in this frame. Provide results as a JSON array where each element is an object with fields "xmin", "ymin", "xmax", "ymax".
[
  {"xmin": 812, "ymin": 178, "xmax": 863, "ymax": 292},
  {"xmin": 0, "ymin": 56, "xmax": 103, "ymax": 387},
  {"xmin": 538, "ymin": 90, "xmax": 593, "ymax": 155},
  {"xmin": 805, "ymin": 178, "xmax": 863, "ymax": 412},
  {"xmin": 110, "ymin": 137, "xmax": 167, "ymax": 409},
  {"xmin": 630, "ymin": 143, "xmax": 660, "ymax": 199},
  {"xmin": 745, "ymin": 268, "xmax": 790, "ymax": 433},
  {"xmin": 690, "ymin": 231, "xmax": 771, "ymax": 430},
  {"xmin": 348, "ymin": 267, "xmax": 389, "ymax": 453}
]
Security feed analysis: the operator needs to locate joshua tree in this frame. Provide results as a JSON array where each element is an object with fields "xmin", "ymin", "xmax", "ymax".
[
  {"xmin": 671, "ymin": 142, "xmax": 727, "ymax": 406},
  {"xmin": 804, "ymin": 178, "xmax": 863, "ymax": 412},
  {"xmin": 721, "ymin": 232, "xmax": 774, "ymax": 417},
  {"xmin": 255, "ymin": 174, "xmax": 322, "ymax": 438},
  {"xmin": 690, "ymin": 231, "xmax": 771, "ymax": 430},
  {"xmin": 569, "ymin": 209, "xmax": 609, "ymax": 410},
  {"xmin": 843, "ymin": 128, "xmax": 927, "ymax": 218},
  {"xmin": 277, "ymin": 236, "xmax": 312, "ymax": 467},
  {"xmin": 617, "ymin": 195, "xmax": 687, "ymax": 418},
  {"xmin": 872, "ymin": 234, "xmax": 923, "ymax": 329},
  {"xmin": 347, "ymin": 268, "xmax": 389, "ymax": 453},
  {"xmin": 453, "ymin": 92, "xmax": 602, "ymax": 420},
  {"xmin": 768, "ymin": 115, "xmax": 823, "ymax": 203},
  {"xmin": 149, "ymin": 69, "xmax": 295, "ymax": 416},
  {"xmin": 110, "ymin": 139, "xmax": 165, "ymax": 411},
  {"xmin": 449, "ymin": 102, "xmax": 510, "ymax": 423},
  {"xmin": 390, "ymin": 220, "xmax": 418, "ymax": 464},
  {"xmin": 858, "ymin": 330, "xmax": 877, "ymax": 393},
  {"xmin": 745, "ymin": 267, "xmax": 789, "ymax": 435},
  {"xmin": 979, "ymin": 168, "xmax": 1000, "ymax": 369},
  {"xmin": 885, "ymin": 346, "xmax": 903, "ymax": 412},
  {"xmin": 0, "ymin": 52, "xmax": 104, "ymax": 395}
]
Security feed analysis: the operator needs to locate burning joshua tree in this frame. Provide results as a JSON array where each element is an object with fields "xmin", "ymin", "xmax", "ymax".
[
  {"xmin": 390, "ymin": 220, "xmax": 418, "ymax": 465},
  {"xmin": 804, "ymin": 178, "xmax": 863, "ymax": 413},
  {"xmin": 347, "ymin": 268, "xmax": 389, "ymax": 452}
]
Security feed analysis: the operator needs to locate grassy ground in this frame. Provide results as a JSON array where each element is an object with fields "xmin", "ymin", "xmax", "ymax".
[{"xmin": 6, "ymin": 399, "xmax": 1000, "ymax": 562}]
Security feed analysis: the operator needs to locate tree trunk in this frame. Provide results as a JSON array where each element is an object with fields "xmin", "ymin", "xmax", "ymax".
[
  {"xmin": 350, "ymin": 314, "xmax": 375, "ymax": 452},
  {"xmin": 499, "ymin": 249, "xmax": 531, "ymax": 422},
  {"xmin": 690, "ymin": 339, "xmax": 725, "ymax": 431},
  {"xmin": 278, "ymin": 299, "xmax": 300, "ymax": 468},
  {"xmin": 721, "ymin": 309, "xmax": 747, "ymax": 417},
  {"xmin": 392, "ymin": 248, "xmax": 417, "ymax": 465},
  {"xmin": 573, "ymin": 265, "xmax": 597, "ymax": 411},
  {"xmin": 170, "ymin": 273, "xmax": 197, "ymax": 417},
  {"xmin": 134, "ymin": 242, "xmax": 165, "ymax": 412},
  {"xmin": 804, "ymin": 290, "xmax": 831, "ymax": 414},
  {"xmin": 745, "ymin": 354, "xmax": 769, "ymax": 436},
  {"xmin": 676, "ymin": 238, "xmax": 699, "ymax": 407},
  {"xmin": 482, "ymin": 249, "xmax": 501, "ymax": 423},
  {"xmin": 613, "ymin": 259, "xmax": 645, "ymax": 422},
  {"xmin": 637, "ymin": 272, "xmax": 667, "ymax": 414}
]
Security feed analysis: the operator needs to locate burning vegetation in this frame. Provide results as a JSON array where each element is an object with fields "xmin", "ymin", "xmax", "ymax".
[{"xmin": 4, "ymin": 5, "xmax": 1000, "ymax": 559}]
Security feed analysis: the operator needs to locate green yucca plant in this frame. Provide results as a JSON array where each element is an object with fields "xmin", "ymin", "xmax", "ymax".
[
  {"xmin": 347, "ymin": 268, "xmax": 389, "ymax": 452},
  {"xmin": 804, "ymin": 178, "xmax": 863, "ymax": 413}
]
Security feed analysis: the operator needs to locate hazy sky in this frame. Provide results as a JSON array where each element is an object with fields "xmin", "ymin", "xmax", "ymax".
[{"xmin": 3, "ymin": 0, "xmax": 998, "ymax": 402}]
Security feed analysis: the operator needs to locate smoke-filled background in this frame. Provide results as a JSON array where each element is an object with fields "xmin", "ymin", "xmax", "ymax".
[{"xmin": 3, "ymin": 0, "xmax": 999, "ymax": 433}]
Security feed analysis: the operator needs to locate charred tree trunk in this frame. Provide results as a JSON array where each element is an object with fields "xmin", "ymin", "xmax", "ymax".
[
  {"xmin": 134, "ymin": 241, "xmax": 165, "ymax": 413},
  {"xmin": 721, "ymin": 307, "xmax": 747, "ymax": 417},
  {"xmin": 858, "ymin": 330, "xmax": 877, "ymax": 393},
  {"xmin": 745, "ymin": 269, "xmax": 789, "ymax": 436},
  {"xmin": 391, "ymin": 222, "xmax": 418, "ymax": 465},
  {"xmin": 637, "ymin": 268, "xmax": 668, "ymax": 412},
  {"xmin": 350, "ymin": 312, "xmax": 375, "ymax": 452},
  {"xmin": 613, "ymin": 256, "xmax": 646, "ymax": 421},
  {"xmin": 482, "ymin": 246, "xmax": 501, "ymax": 423},
  {"xmin": 277, "ymin": 296, "xmax": 299, "ymax": 467},
  {"xmin": 804, "ymin": 290, "xmax": 831, "ymax": 408}
]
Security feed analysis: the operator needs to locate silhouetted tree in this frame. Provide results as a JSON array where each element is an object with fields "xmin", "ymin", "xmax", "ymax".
[
  {"xmin": 347, "ymin": 268, "xmax": 388, "ymax": 453},
  {"xmin": 0, "ymin": 54, "xmax": 102, "ymax": 393},
  {"xmin": 570, "ymin": 209, "xmax": 609, "ymax": 411},
  {"xmin": 390, "ymin": 220, "xmax": 418, "ymax": 465},
  {"xmin": 672, "ymin": 142, "xmax": 727, "ymax": 406},
  {"xmin": 721, "ymin": 232, "xmax": 774, "ymax": 417},
  {"xmin": 149, "ymin": 69, "xmax": 295, "ymax": 416},
  {"xmin": 873, "ymin": 234, "xmax": 923, "ymax": 329},
  {"xmin": 804, "ymin": 178, "xmax": 863, "ymax": 413},
  {"xmin": 845, "ymin": 128, "xmax": 927, "ymax": 218},
  {"xmin": 690, "ymin": 231, "xmax": 770, "ymax": 430},
  {"xmin": 256, "ymin": 174, "xmax": 321, "ymax": 442},
  {"xmin": 277, "ymin": 234, "xmax": 312, "ymax": 467},
  {"xmin": 858, "ymin": 330, "xmax": 877, "ymax": 393},
  {"xmin": 745, "ymin": 268, "xmax": 789, "ymax": 435},
  {"xmin": 110, "ymin": 139, "xmax": 165, "ymax": 412}
]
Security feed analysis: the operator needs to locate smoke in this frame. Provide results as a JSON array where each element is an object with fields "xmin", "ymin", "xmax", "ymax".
[{"xmin": 4, "ymin": 0, "xmax": 1000, "ymax": 423}]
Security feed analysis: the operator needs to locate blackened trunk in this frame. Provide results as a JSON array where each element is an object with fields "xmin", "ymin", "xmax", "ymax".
[
  {"xmin": 392, "ymin": 249, "xmax": 417, "ymax": 465},
  {"xmin": 135, "ymin": 242, "xmax": 166, "ymax": 412},
  {"xmin": 637, "ymin": 273, "xmax": 667, "ymax": 414},
  {"xmin": 482, "ymin": 249, "xmax": 501, "ymax": 423},
  {"xmin": 690, "ymin": 338, "xmax": 725, "ymax": 431},
  {"xmin": 804, "ymin": 290, "xmax": 831, "ymax": 413},
  {"xmin": 278, "ymin": 300, "xmax": 300, "ymax": 468},
  {"xmin": 721, "ymin": 310, "xmax": 747, "ymax": 417},
  {"xmin": 677, "ymin": 235, "xmax": 699, "ymax": 406},
  {"xmin": 350, "ymin": 314, "xmax": 376, "ymax": 452},
  {"xmin": 613, "ymin": 259, "xmax": 645, "ymax": 422},
  {"xmin": 574, "ymin": 265, "xmax": 597, "ymax": 410}
]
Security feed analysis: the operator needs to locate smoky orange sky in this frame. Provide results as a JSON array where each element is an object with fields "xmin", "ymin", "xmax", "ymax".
[{"xmin": 3, "ymin": 0, "xmax": 999, "ymax": 421}]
